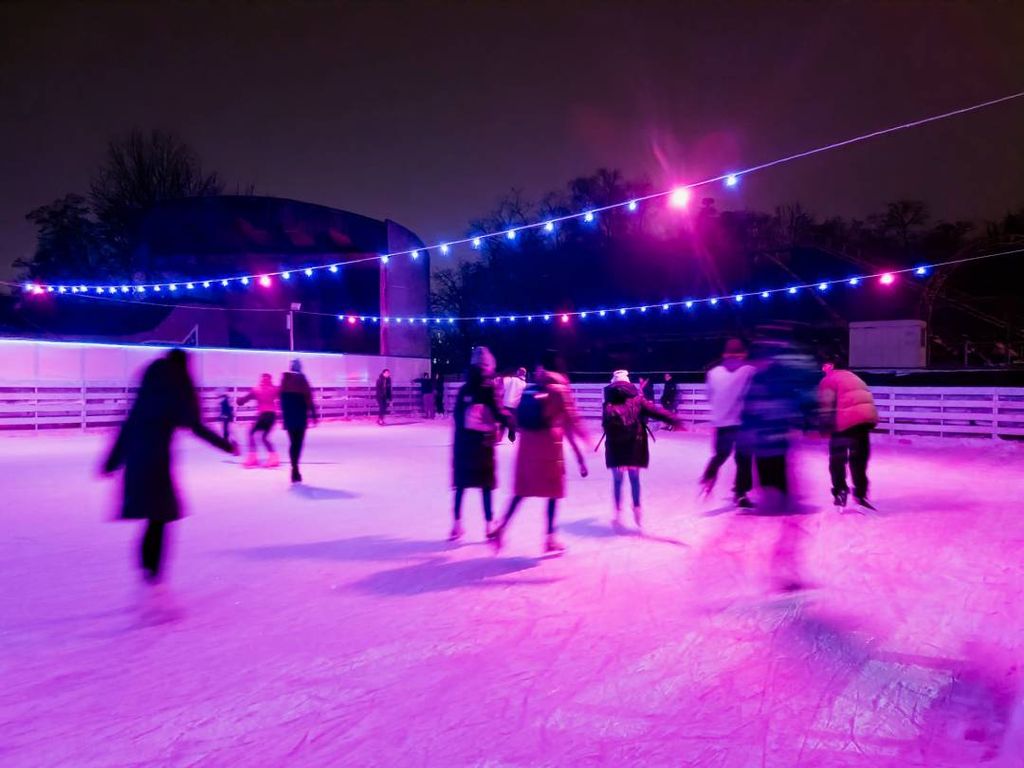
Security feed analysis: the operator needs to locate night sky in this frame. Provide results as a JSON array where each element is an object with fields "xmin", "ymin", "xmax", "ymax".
[{"xmin": 2, "ymin": 1, "xmax": 1023, "ymax": 280}]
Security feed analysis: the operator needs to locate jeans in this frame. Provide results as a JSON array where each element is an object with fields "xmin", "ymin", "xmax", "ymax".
[
  {"xmin": 453, "ymin": 487, "xmax": 493, "ymax": 522},
  {"xmin": 702, "ymin": 426, "xmax": 753, "ymax": 496},
  {"xmin": 140, "ymin": 520, "xmax": 167, "ymax": 580},
  {"xmin": 612, "ymin": 468, "xmax": 641, "ymax": 509},
  {"xmin": 829, "ymin": 424, "xmax": 871, "ymax": 497}
]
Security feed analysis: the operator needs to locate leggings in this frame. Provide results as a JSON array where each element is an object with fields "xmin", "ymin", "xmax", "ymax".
[
  {"xmin": 499, "ymin": 496, "xmax": 558, "ymax": 534},
  {"xmin": 453, "ymin": 487, "xmax": 493, "ymax": 522},
  {"xmin": 140, "ymin": 520, "xmax": 167, "ymax": 581},
  {"xmin": 249, "ymin": 412, "xmax": 276, "ymax": 451},
  {"xmin": 612, "ymin": 468, "xmax": 641, "ymax": 509}
]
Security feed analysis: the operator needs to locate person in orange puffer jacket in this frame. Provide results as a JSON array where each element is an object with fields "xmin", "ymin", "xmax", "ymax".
[{"xmin": 818, "ymin": 358, "xmax": 878, "ymax": 509}]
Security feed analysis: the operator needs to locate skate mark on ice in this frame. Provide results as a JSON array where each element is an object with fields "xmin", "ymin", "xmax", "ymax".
[
  {"xmin": 288, "ymin": 485, "xmax": 361, "ymax": 501},
  {"xmin": 351, "ymin": 556, "xmax": 552, "ymax": 595},
  {"xmin": 233, "ymin": 535, "xmax": 451, "ymax": 563}
]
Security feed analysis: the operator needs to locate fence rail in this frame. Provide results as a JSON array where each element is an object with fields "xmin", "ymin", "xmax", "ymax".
[
  {"xmin": 0, "ymin": 385, "xmax": 426, "ymax": 432},
  {"xmin": 445, "ymin": 383, "xmax": 1024, "ymax": 441}
]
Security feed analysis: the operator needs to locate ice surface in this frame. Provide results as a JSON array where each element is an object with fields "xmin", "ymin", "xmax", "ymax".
[{"xmin": 1, "ymin": 421, "xmax": 1023, "ymax": 767}]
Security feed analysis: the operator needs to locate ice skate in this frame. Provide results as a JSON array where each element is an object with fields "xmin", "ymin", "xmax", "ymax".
[
  {"xmin": 832, "ymin": 490, "xmax": 849, "ymax": 510},
  {"xmin": 544, "ymin": 534, "xmax": 566, "ymax": 554},
  {"xmin": 243, "ymin": 451, "xmax": 259, "ymax": 468},
  {"xmin": 484, "ymin": 520, "xmax": 496, "ymax": 538},
  {"xmin": 448, "ymin": 521, "xmax": 463, "ymax": 542},
  {"xmin": 853, "ymin": 495, "xmax": 876, "ymax": 511},
  {"xmin": 487, "ymin": 524, "xmax": 505, "ymax": 552},
  {"xmin": 264, "ymin": 451, "xmax": 280, "ymax": 468},
  {"xmin": 632, "ymin": 506, "xmax": 643, "ymax": 529},
  {"xmin": 612, "ymin": 507, "xmax": 625, "ymax": 531},
  {"xmin": 291, "ymin": 468, "xmax": 302, "ymax": 483},
  {"xmin": 734, "ymin": 495, "xmax": 755, "ymax": 510},
  {"xmin": 699, "ymin": 477, "xmax": 715, "ymax": 499}
]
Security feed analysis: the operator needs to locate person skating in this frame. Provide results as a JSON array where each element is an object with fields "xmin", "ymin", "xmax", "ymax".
[
  {"xmin": 218, "ymin": 392, "xmax": 234, "ymax": 441},
  {"xmin": 700, "ymin": 339, "xmax": 756, "ymax": 507},
  {"xmin": 819, "ymin": 357, "xmax": 878, "ymax": 509},
  {"xmin": 375, "ymin": 369, "xmax": 392, "ymax": 425},
  {"xmin": 450, "ymin": 347, "xmax": 511, "ymax": 541},
  {"xmin": 414, "ymin": 371, "xmax": 436, "ymax": 419},
  {"xmin": 489, "ymin": 351, "xmax": 588, "ymax": 554},
  {"xmin": 660, "ymin": 373, "xmax": 678, "ymax": 430},
  {"xmin": 498, "ymin": 366, "xmax": 527, "ymax": 442},
  {"xmin": 102, "ymin": 349, "xmax": 237, "ymax": 585},
  {"xmin": 433, "ymin": 372, "xmax": 446, "ymax": 419},
  {"xmin": 238, "ymin": 373, "xmax": 280, "ymax": 467},
  {"xmin": 280, "ymin": 359, "xmax": 318, "ymax": 483},
  {"xmin": 602, "ymin": 370, "xmax": 681, "ymax": 529}
]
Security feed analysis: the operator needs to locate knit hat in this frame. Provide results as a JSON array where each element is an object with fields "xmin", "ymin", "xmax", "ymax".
[
  {"xmin": 723, "ymin": 338, "xmax": 747, "ymax": 357},
  {"xmin": 470, "ymin": 346, "xmax": 496, "ymax": 376},
  {"xmin": 611, "ymin": 369, "xmax": 630, "ymax": 383}
]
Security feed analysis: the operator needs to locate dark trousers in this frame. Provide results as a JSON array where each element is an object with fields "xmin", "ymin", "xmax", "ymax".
[
  {"xmin": 422, "ymin": 393, "xmax": 436, "ymax": 419},
  {"xmin": 249, "ymin": 412, "xmax": 275, "ymax": 451},
  {"xmin": 140, "ymin": 520, "xmax": 167, "ymax": 580},
  {"xmin": 500, "ymin": 496, "xmax": 558, "ymax": 534},
  {"xmin": 286, "ymin": 425, "xmax": 307, "ymax": 472},
  {"xmin": 377, "ymin": 400, "xmax": 388, "ymax": 422},
  {"xmin": 755, "ymin": 454, "xmax": 788, "ymax": 494},
  {"xmin": 702, "ymin": 426, "xmax": 753, "ymax": 496},
  {"xmin": 221, "ymin": 419, "xmax": 231, "ymax": 441},
  {"xmin": 612, "ymin": 468, "xmax": 641, "ymax": 508},
  {"xmin": 454, "ymin": 487, "xmax": 493, "ymax": 521},
  {"xmin": 829, "ymin": 424, "xmax": 871, "ymax": 497}
]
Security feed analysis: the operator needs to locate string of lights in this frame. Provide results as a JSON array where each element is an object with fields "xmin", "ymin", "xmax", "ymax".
[
  {"xmin": 17, "ymin": 89, "xmax": 1024, "ymax": 297},
  {"xmin": 8, "ymin": 248, "xmax": 1022, "ymax": 328}
]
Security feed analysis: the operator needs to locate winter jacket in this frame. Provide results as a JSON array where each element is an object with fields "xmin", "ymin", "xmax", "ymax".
[
  {"xmin": 660, "ymin": 380, "xmax": 678, "ymax": 409},
  {"xmin": 375, "ymin": 374, "xmax": 392, "ymax": 403},
  {"xmin": 104, "ymin": 356, "xmax": 233, "ymax": 522},
  {"xmin": 239, "ymin": 382, "xmax": 278, "ymax": 414},
  {"xmin": 502, "ymin": 375, "xmax": 528, "ymax": 409},
  {"xmin": 819, "ymin": 369, "xmax": 878, "ymax": 433},
  {"xmin": 705, "ymin": 360, "xmax": 755, "ymax": 427},
  {"xmin": 602, "ymin": 381, "xmax": 676, "ymax": 469},
  {"xmin": 414, "ymin": 376, "xmax": 435, "ymax": 395},
  {"xmin": 280, "ymin": 371, "xmax": 317, "ymax": 430},
  {"xmin": 452, "ymin": 367, "xmax": 510, "ymax": 489},
  {"xmin": 740, "ymin": 349, "xmax": 819, "ymax": 457},
  {"xmin": 513, "ymin": 370, "xmax": 585, "ymax": 499}
]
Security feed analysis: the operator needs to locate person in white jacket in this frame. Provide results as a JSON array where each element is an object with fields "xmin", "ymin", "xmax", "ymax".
[{"xmin": 700, "ymin": 338, "xmax": 755, "ymax": 507}]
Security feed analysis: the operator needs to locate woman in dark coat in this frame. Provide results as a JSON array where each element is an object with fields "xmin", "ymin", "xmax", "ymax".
[
  {"xmin": 602, "ymin": 371, "xmax": 679, "ymax": 529},
  {"xmin": 375, "ymin": 369, "xmax": 392, "ymax": 425},
  {"xmin": 103, "ymin": 349, "xmax": 236, "ymax": 583},
  {"xmin": 450, "ymin": 347, "xmax": 509, "ymax": 540},
  {"xmin": 280, "ymin": 359, "xmax": 318, "ymax": 483}
]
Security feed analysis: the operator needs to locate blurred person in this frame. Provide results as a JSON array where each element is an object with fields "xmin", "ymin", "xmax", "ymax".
[
  {"xmin": 450, "ymin": 347, "xmax": 511, "ymax": 541},
  {"xmin": 660, "ymin": 373, "xmax": 679, "ymax": 430},
  {"xmin": 238, "ymin": 373, "xmax": 280, "ymax": 468},
  {"xmin": 433, "ymin": 371, "xmax": 446, "ymax": 418},
  {"xmin": 700, "ymin": 339, "xmax": 756, "ymax": 508},
  {"xmin": 602, "ymin": 370, "xmax": 681, "ymax": 529},
  {"xmin": 819, "ymin": 357, "xmax": 878, "ymax": 509},
  {"xmin": 738, "ymin": 325, "xmax": 819, "ymax": 511},
  {"xmin": 218, "ymin": 392, "xmax": 234, "ymax": 441},
  {"xmin": 489, "ymin": 351, "xmax": 589, "ymax": 554},
  {"xmin": 280, "ymin": 359, "xmax": 318, "ymax": 483},
  {"xmin": 498, "ymin": 366, "xmax": 528, "ymax": 442},
  {"xmin": 414, "ymin": 371, "xmax": 436, "ymax": 419},
  {"xmin": 102, "ymin": 349, "xmax": 237, "ymax": 584},
  {"xmin": 375, "ymin": 369, "xmax": 392, "ymax": 425}
]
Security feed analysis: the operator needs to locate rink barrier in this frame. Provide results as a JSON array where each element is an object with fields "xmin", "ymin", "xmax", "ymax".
[
  {"xmin": 0, "ymin": 385, "xmax": 426, "ymax": 432},
  {"xmin": 444, "ymin": 383, "xmax": 1024, "ymax": 441}
]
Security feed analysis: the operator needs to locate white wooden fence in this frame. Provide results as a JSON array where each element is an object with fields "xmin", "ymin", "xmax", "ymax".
[{"xmin": 445, "ymin": 383, "xmax": 1024, "ymax": 441}]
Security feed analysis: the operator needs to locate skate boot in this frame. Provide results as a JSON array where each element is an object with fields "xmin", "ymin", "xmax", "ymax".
[
  {"xmin": 833, "ymin": 490, "xmax": 849, "ymax": 509},
  {"xmin": 612, "ymin": 506, "xmax": 624, "ymax": 530},
  {"xmin": 734, "ymin": 495, "xmax": 755, "ymax": 510},
  {"xmin": 544, "ymin": 534, "xmax": 566, "ymax": 554},
  {"xmin": 291, "ymin": 467, "xmax": 302, "ymax": 483},
  {"xmin": 448, "ymin": 521, "xmax": 464, "ymax": 542},
  {"xmin": 632, "ymin": 506, "xmax": 643, "ymax": 529},
  {"xmin": 243, "ymin": 451, "xmax": 259, "ymax": 468},
  {"xmin": 485, "ymin": 520, "xmax": 496, "ymax": 538},
  {"xmin": 265, "ymin": 451, "xmax": 280, "ymax": 468},
  {"xmin": 487, "ymin": 524, "xmax": 505, "ymax": 552},
  {"xmin": 853, "ymin": 495, "xmax": 876, "ymax": 511},
  {"xmin": 699, "ymin": 477, "xmax": 715, "ymax": 499}
]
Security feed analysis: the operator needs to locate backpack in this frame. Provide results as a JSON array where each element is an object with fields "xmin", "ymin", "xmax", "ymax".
[{"xmin": 516, "ymin": 384, "xmax": 557, "ymax": 431}]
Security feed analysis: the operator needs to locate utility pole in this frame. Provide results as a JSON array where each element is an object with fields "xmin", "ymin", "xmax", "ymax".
[{"xmin": 288, "ymin": 303, "xmax": 301, "ymax": 351}]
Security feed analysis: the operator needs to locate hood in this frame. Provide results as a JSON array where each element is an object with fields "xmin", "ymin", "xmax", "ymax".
[{"xmin": 605, "ymin": 380, "xmax": 639, "ymax": 404}]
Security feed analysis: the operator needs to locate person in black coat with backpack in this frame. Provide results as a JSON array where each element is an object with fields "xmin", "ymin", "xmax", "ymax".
[
  {"xmin": 102, "ymin": 349, "xmax": 238, "ymax": 584},
  {"xmin": 603, "ymin": 370, "xmax": 680, "ymax": 529},
  {"xmin": 450, "ymin": 346, "xmax": 510, "ymax": 541},
  {"xmin": 280, "ymin": 359, "xmax": 318, "ymax": 483}
]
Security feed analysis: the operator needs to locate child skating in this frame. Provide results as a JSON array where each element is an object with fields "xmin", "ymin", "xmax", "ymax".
[{"xmin": 238, "ymin": 373, "xmax": 280, "ymax": 468}]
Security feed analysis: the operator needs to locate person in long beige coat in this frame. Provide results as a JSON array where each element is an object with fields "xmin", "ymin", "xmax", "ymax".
[{"xmin": 489, "ymin": 352, "xmax": 589, "ymax": 554}]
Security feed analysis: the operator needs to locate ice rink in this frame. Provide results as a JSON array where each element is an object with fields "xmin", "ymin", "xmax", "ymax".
[{"xmin": 2, "ymin": 419, "xmax": 1023, "ymax": 767}]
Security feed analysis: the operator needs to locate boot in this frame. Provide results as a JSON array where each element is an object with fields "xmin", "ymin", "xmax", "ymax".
[
  {"xmin": 632, "ymin": 506, "xmax": 643, "ymax": 528},
  {"xmin": 485, "ymin": 520, "xmax": 495, "ymax": 538},
  {"xmin": 699, "ymin": 477, "xmax": 715, "ymax": 499},
  {"xmin": 544, "ymin": 534, "xmax": 566, "ymax": 554},
  {"xmin": 448, "ymin": 521, "xmax": 464, "ymax": 542},
  {"xmin": 265, "ymin": 451, "xmax": 280, "ymax": 468},
  {"xmin": 291, "ymin": 467, "xmax": 302, "ymax": 483},
  {"xmin": 734, "ymin": 495, "xmax": 755, "ymax": 510},
  {"xmin": 853, "ymin": 495, "xmax": 876, "ymax": 511},
  {"xmin": 833, "ymin": 490, "xmax": 849, "ymax": 508},
  {"xmin": 612, "ymin": 506, "xmax": 623, "ymax": 529},
  {"xmin": 243, "ymin": 451, "xmax": 259, "ymax": 468},
  {"xmin": 487, "ymin": 524, "xmax": 505, "ymax": 552}
]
